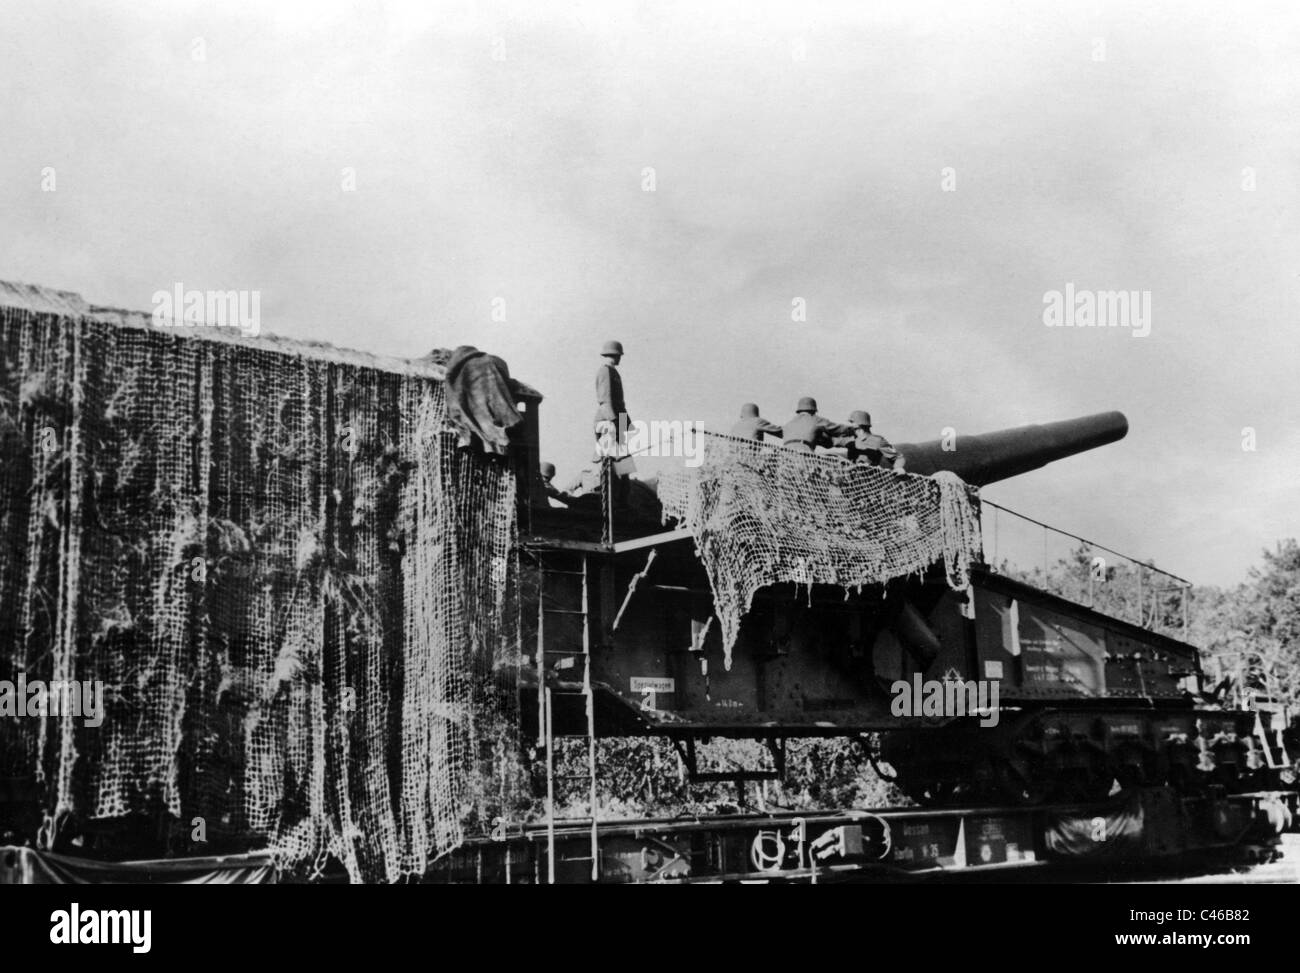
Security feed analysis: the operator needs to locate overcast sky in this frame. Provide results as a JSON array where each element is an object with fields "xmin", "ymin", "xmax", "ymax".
[{"xmin": 2, "ymin": 0, "xmax": 1297, "ymax": 586}]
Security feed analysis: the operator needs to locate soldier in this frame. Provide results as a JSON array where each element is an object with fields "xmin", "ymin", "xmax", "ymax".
[
  {"xmin": 728, "ymin": 402, "xmax": 782, "ymax": 441},
  {"xmin": 538, "ymin": 461, "xmax": 574, "ymax": 505},
  {"xmin": 781, "ymin": 396, "xmax": 856, "ymax": 452},
  {"xmin": 594, "ymin": 340, "xmax": 629, "ymax": 457},
  {"xmin": 593, "ymin": 340, "xmax": 632, "ymax": 507},
  {"xmin": 836, "ymin": 410, "xmax": 904, "ymax": 470}
]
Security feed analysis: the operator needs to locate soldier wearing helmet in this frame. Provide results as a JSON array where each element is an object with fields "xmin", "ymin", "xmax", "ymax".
[
  {"xmin": 537, "ymin": 461, "xmax": 575, "ymax": 506},
  {"xmin": 835, "ymin": 410, "xmax": 903, "ymax": 470},
  {"xmin": 728, "ymin": 402, "xmax": 782, "ymax": 442},
  {"xmin": 780, "ymin": 396, "xmax": 856, "ymax": 452},
  {"xmin": 594, "ymin": 340, "xmax": 629, "ymax": 455}
]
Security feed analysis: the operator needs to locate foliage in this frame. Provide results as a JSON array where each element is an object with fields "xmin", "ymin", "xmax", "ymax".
[
  {"xmin": 528, "ymin": 736, "xmax": 905, "ymax": 821},
  {"xmin": 1191, "ymin": 540, "xmax": 1300, "ymax": 707},
  {"xmin": 994, "ymin": 540, "xmax": 1300, "ymax": 709}
]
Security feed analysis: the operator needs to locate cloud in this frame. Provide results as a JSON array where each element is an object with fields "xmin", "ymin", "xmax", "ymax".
[{"xmin": 0, "ymin": 0, "xmax": 1296, "ymax": 584}]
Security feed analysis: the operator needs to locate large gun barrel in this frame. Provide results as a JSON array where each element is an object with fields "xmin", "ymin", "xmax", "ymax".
[{"xmin": 895, "ymin": 411, "xmax": 1128, "ymax": 486}]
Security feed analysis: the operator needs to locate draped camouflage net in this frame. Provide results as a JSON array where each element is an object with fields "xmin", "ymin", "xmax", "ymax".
[
  {"xmin": 0, "ymin": 285, "xmax": 522, "ymax": 882},
  {"xmin": 659, "ymin": 433, "xmax": 983, "ymax": 666}
]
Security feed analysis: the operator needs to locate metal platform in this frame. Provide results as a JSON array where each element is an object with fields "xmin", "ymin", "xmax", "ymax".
[
  {"xmin": 423, "ymin": 787, "xmax": 1300, "ymax": 884},
  {"xmin": 3, "ymin": 788, "xmax": 1293, "ymax": 884}
]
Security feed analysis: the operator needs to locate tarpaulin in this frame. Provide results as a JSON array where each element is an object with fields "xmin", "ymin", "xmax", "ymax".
[
  {"xmin": 0, "ymin": 845, "xmax": 277, "ymax": 884},
  {"xmin": 1043, "ymin": 794, "xmax": 1144, "ymax": 859},
  {"xmin": 444, "ymin": 345, "xmax": 522, "ymax": 454}
]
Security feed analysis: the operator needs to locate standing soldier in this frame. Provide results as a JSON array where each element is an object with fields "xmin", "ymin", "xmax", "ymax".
[
  {"xmin": 728, "ymin": 402, "xmax": 782, "ymax": 441},
  {"xmin": 594, "ymin": 340, "xmax": 629, "ymax": 456},
  {"xmin": 781, "ymin": 396, "xmax": 855, "ymax": 452},
  {"xmin": 836, "ymin": 410, "xmax": 904, "ymax": 470},
  {"xmin": 594, "ymin": 340, "xmax": 631, "ymax": 511}
]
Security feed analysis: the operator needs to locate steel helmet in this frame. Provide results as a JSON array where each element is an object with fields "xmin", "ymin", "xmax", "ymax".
[
  {"xmin": 796, "ymin": 396, "xmax": 818, "ymax": 413},
  {"xmin": 601, "ymin": 340, "xmax": 625, "ymax": 357},
  {"xmin": 540, "ymin": 462, "xmax": 557, "ymax": 479},
  {"xmin": 740, "ymin": 402, "xmax": 759, "ymax": 418},
  {"xmin": 849, "ymin": 410, "xmax": 871, "ymax": 427}
]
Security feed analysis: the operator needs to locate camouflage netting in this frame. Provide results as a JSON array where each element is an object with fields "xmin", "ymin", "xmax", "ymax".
[
  {"xmin": 659, "ymin": 433, "xmax": 983, "ymax": 666},
  {"xmin": 0, "ymin": 284, "xmax": 523, "ymax": 882}
]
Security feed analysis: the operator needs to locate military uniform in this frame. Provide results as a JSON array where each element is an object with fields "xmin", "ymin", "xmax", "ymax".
[
  {"xmin": 592, "ymin": 342, "xmax": 631, "ymax": 504},
  {"xmin": 729, "ymin": 415, "xmax": 782, "ymax": 441},
  {"xmin": 782, "ymin": 413, "xmax": 856, "ymax": 452},
  {"xmin": 594, "ymin": 357, "xmax": 630, "ymax": 460},
  {"xmin": 534, "ymin": 463, "xmax": 572, "ymax": 507},
  {"xmin": 840, "ymin": 430, "xmax": 900, "ymax": 469},
  {"xmin": 594, "ymin": 361, "xmax": 627, "ymax": 429},
  {"xmin": 541, "ymin": 479, "xmax": 574, "ymax": 505}
]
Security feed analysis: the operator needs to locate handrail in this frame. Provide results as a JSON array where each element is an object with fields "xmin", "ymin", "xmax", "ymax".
[
  {"xmin": 980, "ymin": 498, "xmax": 1191, "ymax": 640},
  {"xmin": 980, "ymin": 498, "xmax": 1191, "ymax": 586}
]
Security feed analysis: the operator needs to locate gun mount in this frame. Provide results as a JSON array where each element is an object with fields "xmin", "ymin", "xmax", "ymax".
[{"xmin": 523, "ymin": 406, "xmax": 1280, "ymax": 805}]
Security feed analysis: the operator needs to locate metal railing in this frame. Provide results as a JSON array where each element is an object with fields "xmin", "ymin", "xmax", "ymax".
[{"xmin": 980, "ymin": 498, "xmax": 1191, "ymax": 640}]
